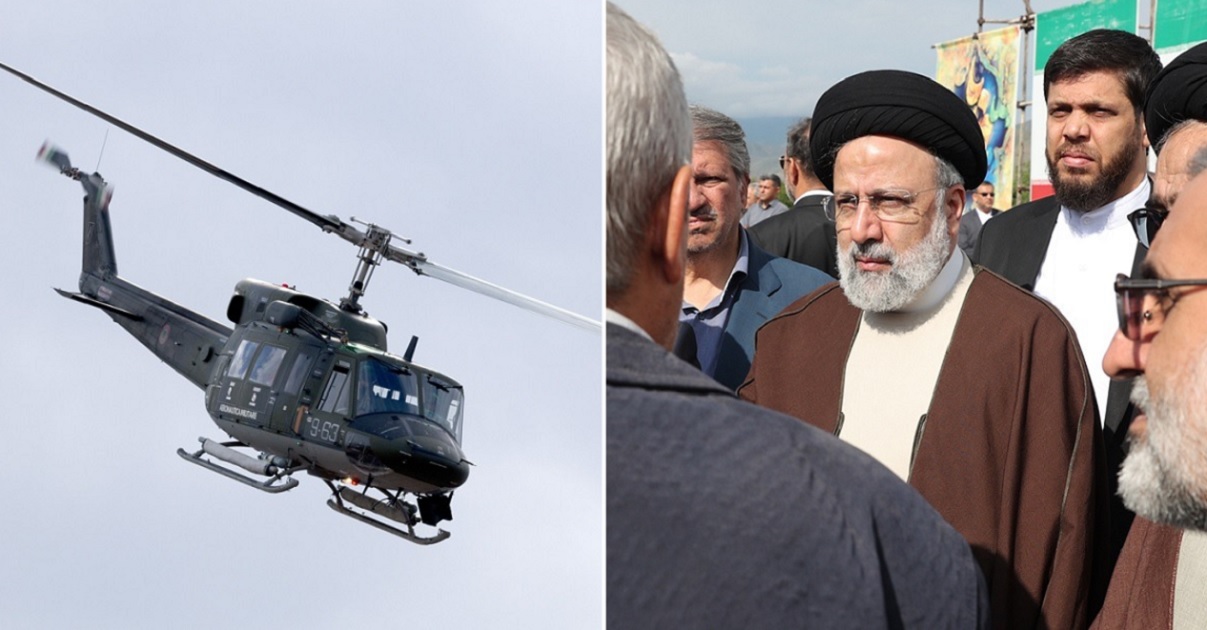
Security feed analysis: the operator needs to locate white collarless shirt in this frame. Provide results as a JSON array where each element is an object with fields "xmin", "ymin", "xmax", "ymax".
[{"xmin": 1033, "ymin": 179, "xmax": 1149, "ymax": 418}]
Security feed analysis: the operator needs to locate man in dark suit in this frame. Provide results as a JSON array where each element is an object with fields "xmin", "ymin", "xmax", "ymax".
[
  {"xmin": 976, "ymin": 29, "xmax": 1162, "ymax": 570},
  {"xmin": 957, "ymin": 182, "xmax": 999, "ymax": 257},
  {"xmin": 605, "ymin": 6, "xmax": 987, "ymax": 626},
  {"xmin": 679, "ymin": 106, "xmax": 831, "ymax": 390},
  {"xmin": 749, "ymin": 117, "xmax": 839, "ymax": 278}
]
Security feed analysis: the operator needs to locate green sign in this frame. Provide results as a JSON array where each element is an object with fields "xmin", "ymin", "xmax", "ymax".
[
  {"xmin": 1154, "ymin": 0, "xmax": 1207, "ymax": 50},
  {"xmin": 1035, "ymin": 0, "xmax": 1138, "ymax": 70}
]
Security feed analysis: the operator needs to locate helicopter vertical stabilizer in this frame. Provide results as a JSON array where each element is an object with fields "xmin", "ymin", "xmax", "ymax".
[
  {"xmin": 79, "ymin": 170, "xmax": 118, "ymax": 279},
  {"xmin": 36, "ymin": 143, "xmax": 118, "ymax": 278},
  {"xmin": 43, "ymin": 146, "xmax": 233, "ymax": 390}
]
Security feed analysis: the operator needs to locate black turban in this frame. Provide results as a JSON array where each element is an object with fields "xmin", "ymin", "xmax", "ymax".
[
  {"xmin": 1146, "ymin": 41, "xmax": 1207, "ymax": 152},
  {"xmin": 809, "ymin": 69, "xmax": 987, "ymax": 190}
]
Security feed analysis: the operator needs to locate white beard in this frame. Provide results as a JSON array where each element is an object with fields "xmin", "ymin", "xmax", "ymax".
[
  {"xmin": 1119, "ymin": 348, "xmax": 1207, "ymax": 531},
  {"xmin": 836, "ymin": 209, "xmax": 951, "ymax": 313}
]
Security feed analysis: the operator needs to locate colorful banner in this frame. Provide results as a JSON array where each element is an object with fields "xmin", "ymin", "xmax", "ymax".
[{"xmin": 936, "ymin": 26, "xmax": 1022, "ymax": 209}]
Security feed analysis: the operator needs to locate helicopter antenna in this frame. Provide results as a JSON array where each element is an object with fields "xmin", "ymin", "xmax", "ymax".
[
  {"xmin": 95, "ymin": 127, "xmax": 109, "ymax": 172},
  {"xmin": 0, "ymin": 60, "xmax": 600, "ymax": 333}
]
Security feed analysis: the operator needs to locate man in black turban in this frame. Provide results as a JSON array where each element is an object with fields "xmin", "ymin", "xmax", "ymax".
[
  {"xmin": 1092, "ymin": 40, "xmax": 1207, "ymax": 630},
  {"xmin": 740, "ymin": 69, "xmax": 1104, "ymax": 630}
]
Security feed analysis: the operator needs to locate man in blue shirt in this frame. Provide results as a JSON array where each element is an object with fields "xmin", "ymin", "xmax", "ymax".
[{"xmin": 679, "ymin": 105, "xmax": 831, "ymax": 390}]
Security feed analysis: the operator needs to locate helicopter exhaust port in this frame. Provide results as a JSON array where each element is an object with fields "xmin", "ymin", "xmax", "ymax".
[{"xmin": 177, "ymin": 437, "xmax": 301, "ymax": 494}]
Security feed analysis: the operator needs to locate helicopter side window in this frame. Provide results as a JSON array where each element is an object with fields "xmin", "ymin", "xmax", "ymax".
[
  {"xmin": 247, "ymin": 345, "xmax": 288, "ymax": 386},
  {"xmin": 356, "ymin": 358, "xmax": 420, "ymax": 417},
  {"xmin": 318, "ymin": 362, "xmax": 352, "ymax": 416},
  {"xmin": 422, "ymin": 376, "xmax": 464, "ymax": 440},
  {"xmin": 283, "ymin": 350, "xmax": 316, "ymax": 395},
  {"xmin": 226, "ymin": 340, "xmax": 260, "ymax": 379}
]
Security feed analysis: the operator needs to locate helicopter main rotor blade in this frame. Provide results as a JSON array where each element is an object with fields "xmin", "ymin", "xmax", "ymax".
[
  {"xmin": 0, "ymin": 60, "xmax": 358, "ymax": 241},
  {"xmin": 2, "ymin": 60, "xmax": 602, "ymax": 332},
  {"xmin": 394, "ymin": 252, "xmax": 600, "ymax": 332}
]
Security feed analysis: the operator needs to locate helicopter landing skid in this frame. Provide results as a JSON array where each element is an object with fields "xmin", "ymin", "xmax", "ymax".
[
  {"xmin": 177, "ymin": 438, "xmax": 301, "ymax": 494},
  {"xmin": 325, "ymin": 484, "xmax": 450, "ymax": 545}
]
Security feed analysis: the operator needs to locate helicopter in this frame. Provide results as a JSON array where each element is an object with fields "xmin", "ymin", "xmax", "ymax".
[{"xmin": 3, "ymin": 61, "xmax": 599, "ymax": 546}]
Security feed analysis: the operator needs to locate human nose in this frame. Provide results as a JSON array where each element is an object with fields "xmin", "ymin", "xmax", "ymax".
[
  {"xmin": 1062, "ymin": 111, "xmax": 1089, "ymax": 141},
  {"xmin": 688, "ymin": 181, "xmax": 706, "ymax": 210},
  {"xmin": 1103, "ymin": 329, "xmax": 1147, "ymax": 380},
  {"xmin": 845, "ymin": 201, "xmax": 882, "ymax": 243}
]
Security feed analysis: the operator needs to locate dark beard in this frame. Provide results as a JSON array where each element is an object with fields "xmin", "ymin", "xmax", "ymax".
[{"xmin": 1046, "ymin": 136, "xmax": 1142, "ymax": 213}]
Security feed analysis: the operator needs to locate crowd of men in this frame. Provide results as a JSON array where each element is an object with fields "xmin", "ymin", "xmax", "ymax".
[{"xmin": 608, "ymin": 2, "xmax": 1207, "ymax": 628}]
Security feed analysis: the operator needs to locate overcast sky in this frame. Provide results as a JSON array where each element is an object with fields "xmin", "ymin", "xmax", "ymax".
[
  {"xmin": 619, "ymin": 0, "xmax": 1098, "ymax": 118},
  {"xmin": 0, "ymin": 2, "xmax": 600, "ymax": 628}
]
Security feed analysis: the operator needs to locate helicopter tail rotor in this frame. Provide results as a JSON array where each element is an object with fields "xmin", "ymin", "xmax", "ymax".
[{"xmin": 37, "ymin": 141, "xmax": 77, "ymax": 177}]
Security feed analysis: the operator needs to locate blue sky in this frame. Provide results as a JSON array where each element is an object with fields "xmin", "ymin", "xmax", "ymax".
[{"xmin": 619, "ymin": 0, "xmax": 1098, "ymax": 118}]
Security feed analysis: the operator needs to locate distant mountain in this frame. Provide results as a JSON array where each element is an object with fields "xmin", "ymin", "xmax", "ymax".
[{"xmin": 738, "ymin": 116, "xmax": 799, "ymax": 181}]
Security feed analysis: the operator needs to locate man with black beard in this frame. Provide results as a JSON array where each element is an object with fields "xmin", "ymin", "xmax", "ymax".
[
  {"xmin": 975, "ymin": 30, "xmax": 1162, "ymax": 569},
  {"xmin": 741, "ymin": 69, "xmax": 1104, "ymax": 630}
]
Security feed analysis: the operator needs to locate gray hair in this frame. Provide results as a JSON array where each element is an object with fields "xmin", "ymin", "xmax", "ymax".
[
  {"xmin": 690, "ymin": 105, "xmax": 750, "ymax": 182},
  {"xmin": 934, "ymin": 154, "xmax": 964, "ymax": 190},
  {"xmin": 1156, "ymin": 120, "xmax": 1207, "ymax": 178},
  {"xmin": 606, "ymin": 2, "xmax": 691, "ymax": 294}
]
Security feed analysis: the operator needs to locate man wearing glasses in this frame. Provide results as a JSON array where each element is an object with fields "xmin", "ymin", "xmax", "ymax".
[
  {"xmin": 957, "ymin": 182, "xmax": 999, "ymax": 257},
  {"xmin": 740, "ymin": 69, "xmax": 1102, "ymax": 630},
  {"xmin": 1090, "ymin": 41, "xmax": 1207, "ymax": 630},
  {"xmin": 606, "ymin": 5, "xmax": 987, "ymax": 627}
]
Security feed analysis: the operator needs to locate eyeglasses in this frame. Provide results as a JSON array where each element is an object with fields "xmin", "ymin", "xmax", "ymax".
[
  {"xmin": 1115, "ymin": 273, "xmax": 1207, "ymax": 340},
  {"xmin": 779, "ymin": 155, "xmax": 790, "ymax": 170},
  {"xmin": 1127, "ymin": 206, "xmax": 1168, "ymax": 249},
  {"xmin": 825, "ymin": 187, "xmax": 946, "ymax": 225},
  {"xmin": 976, "ymin": 191, "xmax": 995, "ymax": 197}
]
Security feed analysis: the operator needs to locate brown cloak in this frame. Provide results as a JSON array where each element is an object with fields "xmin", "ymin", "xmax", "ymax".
[
  {"xmin": 739, "ymin": 268, "xmax": 1105, "ymax": 630},
  {"xmin": 1091, "ymin": 517, "xmax": 1181, "ymax": 630}
]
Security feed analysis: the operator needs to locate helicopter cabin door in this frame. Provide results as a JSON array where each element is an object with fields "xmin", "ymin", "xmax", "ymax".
[
  {"xmin": 215, "ymin": 338, "xmax": 289, "ymax": 429},
  {"xmin": 296, "ymin": 356, "xmax": 354, "ymax": 448}
]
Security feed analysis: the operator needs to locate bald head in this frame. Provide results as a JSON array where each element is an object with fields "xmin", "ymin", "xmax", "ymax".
[{"xmin": 1153, "ymin": 121, "xmax": 1207, "ymax": 213}]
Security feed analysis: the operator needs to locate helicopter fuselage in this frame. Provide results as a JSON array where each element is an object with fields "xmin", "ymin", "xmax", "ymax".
[
  {"xmin": 58, "ymin": 166, "xmax": 468, "ymax": 540},
  {"xmin": 208, "ymin": 279, "xmax": 470, "ymax": 495}
]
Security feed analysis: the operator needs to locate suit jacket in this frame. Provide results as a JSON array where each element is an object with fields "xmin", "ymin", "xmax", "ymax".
[
  {"xmin": 606, "ymin": 322, "xmax": 989, "ymax": 629},
  {"xmin": 748, "ymin": 193, "xmax": 838, "ymax": 278},
  {"xmin": 958, "ymin": 208, "xmax": 997, "ymax": 258},
  {"xmin": 975, "ymin": 194, "xmax": 1146, "ymax": 573},
  {"xmin": 699, "ymin": 235, "xmax": 832, "ymax": 390}
]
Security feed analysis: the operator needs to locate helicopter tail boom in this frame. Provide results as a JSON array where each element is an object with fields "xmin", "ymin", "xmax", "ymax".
[{"xmin": 49, "ymin": 152, "xmax": 233, "ymax": 389}]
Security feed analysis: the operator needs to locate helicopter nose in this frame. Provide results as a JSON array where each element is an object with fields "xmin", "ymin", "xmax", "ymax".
[
  {"xmin": 392, "ymin": 433, "xmax": 470, "ymax": 488},
  {"xmin": 347, "ymin": 413, "xmax": 470, "ymax": 488}
]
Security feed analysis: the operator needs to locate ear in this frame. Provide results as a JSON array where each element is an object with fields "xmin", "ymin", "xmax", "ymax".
[
  {"xmin": 945, "ymin": 186, "xmax": 966, "ymax": 237},
  {"xmin": 657, "ymin": 165, "xmax": 692, "ymax": 284},
  {"xmin": 1139, "ymin": 115, "xmax": 1151, "ymax": 150}
]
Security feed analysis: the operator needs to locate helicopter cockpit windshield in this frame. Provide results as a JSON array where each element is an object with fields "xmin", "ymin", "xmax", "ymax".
[
  {"xmin": 421, "ymin": 374, "xmax": 464, "ymax": 441},
  {"xmin": 355, "ymin": 357, "xmax": 464, "ymax": 441}
]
